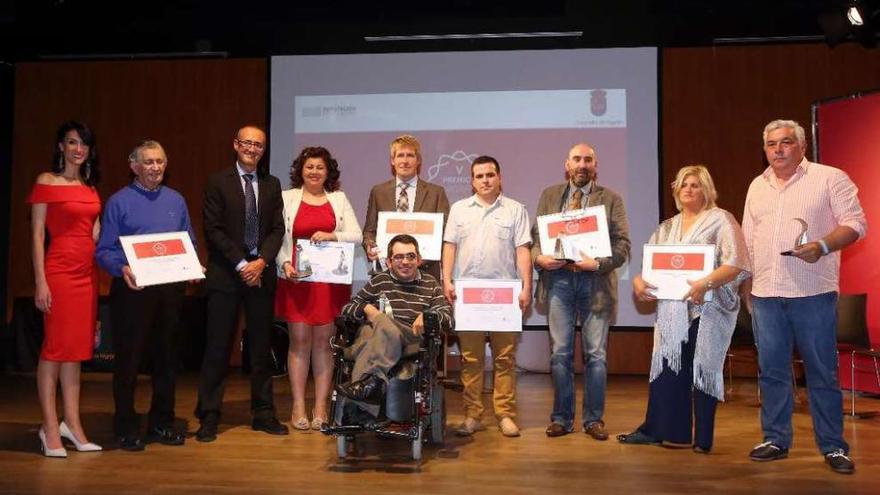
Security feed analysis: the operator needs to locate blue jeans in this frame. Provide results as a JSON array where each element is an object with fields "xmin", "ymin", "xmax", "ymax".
[
  {"xmin": 752, "ymin": 292, "xmax": 848, "ymax": 454},
  {"xmin": 547, "ymin": 270, "xmax": 609, "ymax": 429}
]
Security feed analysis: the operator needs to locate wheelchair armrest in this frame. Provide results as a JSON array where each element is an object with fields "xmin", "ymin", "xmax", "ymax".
[{"xmin": 422, "ymin": 310, "xmax": 443, "ymax": 338}]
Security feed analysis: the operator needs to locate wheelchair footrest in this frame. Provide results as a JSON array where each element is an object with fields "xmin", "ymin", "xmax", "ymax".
[{"xmin": 321, "ymin": 422, "xmax": 419, "ymax": 440}]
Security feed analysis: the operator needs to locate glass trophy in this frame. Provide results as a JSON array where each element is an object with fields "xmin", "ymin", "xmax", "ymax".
[
  {"xmin": 294, "ymin": 243, "xmax": 313, "ymax": 278},
  {"xmin": 367, "ymin": 241, "xmax": 383, "ymax": 275},
  {"xmin": 780, "ymin": 218, "xmax": 809, "ymax": 256},
  {"xmin": 553, "ymin": 235, "xmax": 576, "ymax": 264}
]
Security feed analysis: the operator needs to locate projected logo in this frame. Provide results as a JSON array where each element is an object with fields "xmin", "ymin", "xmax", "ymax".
[
  {"xmin": 426, "ymin": 150, "xmax": 479, "ymax": 201},
  {"xmin": 590, "ymin": 89, "xmax": 607, "ymax": 117}
]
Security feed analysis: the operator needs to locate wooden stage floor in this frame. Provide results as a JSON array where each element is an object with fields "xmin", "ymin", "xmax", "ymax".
[{"xmin": 0, "ymin": 371, "xmax": 878, "ymax": 494}]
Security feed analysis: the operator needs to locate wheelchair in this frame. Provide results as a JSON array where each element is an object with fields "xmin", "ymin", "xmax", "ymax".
[{"xmin": 321, "ymin": 311, "xmax": 447, "ymax": 461}]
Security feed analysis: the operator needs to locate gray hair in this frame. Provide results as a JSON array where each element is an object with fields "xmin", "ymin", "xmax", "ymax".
[
  {"xmin": 128, "ymin": 139, "xmax": 165, "ymax": 164},
  {"xmin": 762, "ymin": 119, "xmax": 806, "ymax": 147}
]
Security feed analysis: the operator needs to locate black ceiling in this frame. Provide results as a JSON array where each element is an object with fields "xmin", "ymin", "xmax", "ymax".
[{"xmin": 0, "ymin": 0, "xmax": 877, "ymax": 61}]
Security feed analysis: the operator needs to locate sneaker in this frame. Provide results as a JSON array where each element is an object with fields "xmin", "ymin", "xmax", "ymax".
[
  {"xmin": 454, "ymin": 417, "xmax": 485, "ymax": 437},
  {"xmin": 824, "ymin": 449, "xmax": 855, "ymax": 474},
  {"xmin": 499, "ymin": 417, "xmax": 520, "ymax": 437},
  {"xmin": 749, "ymin": 441, "xmax": 788, "ymax": 462}
]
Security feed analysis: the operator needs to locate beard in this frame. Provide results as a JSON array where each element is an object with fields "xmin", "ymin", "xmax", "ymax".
[{"xmin": 570, "ymin": 170, "xmax": 594, "ymax": 188}]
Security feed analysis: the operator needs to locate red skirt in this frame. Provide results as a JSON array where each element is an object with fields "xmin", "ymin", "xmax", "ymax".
[{"xmin": 275, "ymin": 278, "xmax": 351, "ymax": 325}]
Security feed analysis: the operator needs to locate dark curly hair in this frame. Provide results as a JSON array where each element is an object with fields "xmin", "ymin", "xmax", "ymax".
[
  {"xmin": 52, "ymin": 120, "xmax": 100, "ymax": 186},
  {"xmin": 290, "ymin": 146, "xmax": 340, "ymax": 192}
]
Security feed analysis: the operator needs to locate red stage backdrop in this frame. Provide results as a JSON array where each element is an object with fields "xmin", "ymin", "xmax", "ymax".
[{"xmin": 815, "ymin": 90, "xmax": 880, "ymax": 393}]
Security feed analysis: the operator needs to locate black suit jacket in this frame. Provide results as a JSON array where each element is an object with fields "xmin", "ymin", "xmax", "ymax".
[{"xmin": 203, "ymin": 166, "xmax": 285, "ymax": 292}]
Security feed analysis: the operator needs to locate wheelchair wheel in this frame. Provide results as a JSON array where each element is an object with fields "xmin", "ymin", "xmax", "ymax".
[
  {"xmin": 429, "ymin": 382, "xmax": 446, "ymax": 445},
  {"xmin": 336, "ymin": 435, "xmax": 348, "ymax": 459},
  {"xmin": 411, "ymin": 427, "xmax": 423, "ymax": 461}
]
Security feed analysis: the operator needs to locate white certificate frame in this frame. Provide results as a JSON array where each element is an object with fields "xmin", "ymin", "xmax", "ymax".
[
  {"xmin": 537, "ymin": 206, "xmax": 612, "ymax": 259},
  {"xmin": 295, "ymin": 240, "xmax": 355, "ymax": 285},
  {"xmin": 453, "ymin": 278, "xmax": 522, "ymax": 332},
  {"xmin": 376, "ymin": 212, "xmax": 444, "ymax": 261},
  {"xmin": 641, "ymin": 244, "xmax": 715, "ymax": 301},
  {"xmin": 120, "ymin": 231, "xmax": 204, "ymax": 287}
]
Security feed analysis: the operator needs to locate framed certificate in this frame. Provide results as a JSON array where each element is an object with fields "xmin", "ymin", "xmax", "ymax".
[
  {"xmin": 537, "ymin": 206, "xmax": 612, "ymax": 260},
  {"xmin": 453, "ymin": 279, "xmax": 522, "ymax": 332},
  {"xmin": 641, "ymin": 244, "xmax": 715, "ymax": 301},
  {"xmin": 295, "ymin": 240, "xmax": 355, "ymax": 285},
  {"xmin": 376, "ymin": 212, "xmax": 444, "ymax": 261},
  {"xmin": 120, "ymin": 231, "xmax": 204, "ymax": 287}
]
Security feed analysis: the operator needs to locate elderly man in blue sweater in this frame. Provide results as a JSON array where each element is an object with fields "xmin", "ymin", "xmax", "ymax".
[{"xmin": 96, "ymin": 140, "xmax": 198, "ymax": 451}]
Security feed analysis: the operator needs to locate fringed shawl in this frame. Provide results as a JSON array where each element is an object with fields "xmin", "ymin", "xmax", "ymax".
[{"xmin": 648, "ymin": 207, "xmax": 751, "ymax": 401}]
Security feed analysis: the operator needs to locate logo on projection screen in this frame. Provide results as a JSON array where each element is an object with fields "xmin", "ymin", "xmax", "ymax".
[
  {"xmin": 590, "ymin": 89, "xmax": 607, "ymax": 117},
  {"xmin": 426, "ymin": 150, "xmax": 479, "ymax": 200}
]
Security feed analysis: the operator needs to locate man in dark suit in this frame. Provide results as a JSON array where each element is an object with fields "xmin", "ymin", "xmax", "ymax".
[
  {"xmin": 362, "ymin": 135, "xmax": 450, "ymax": 281},
  {"xmin": 195, "ymin": 125, "xmax": 288, "ymax": 442}
]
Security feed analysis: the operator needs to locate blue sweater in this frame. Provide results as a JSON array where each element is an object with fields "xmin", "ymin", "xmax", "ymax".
[{"xmin": 96, "ymin": 183, "xmax": 197, "ymax": 278}]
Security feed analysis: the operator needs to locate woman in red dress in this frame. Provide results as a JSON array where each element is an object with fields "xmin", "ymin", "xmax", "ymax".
[
  {"xmin": 275, "ymin": 147, "xmax": 362, "ymax": 430},
  {"xmin": 28, "ymin": 121, "xmax": 103, "ymax": 457}
]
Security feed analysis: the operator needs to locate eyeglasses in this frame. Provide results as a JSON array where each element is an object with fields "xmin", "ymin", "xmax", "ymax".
[
  {"xmin": 235, "ymin": 139, "xmax": 265, "ymax": 151},
  {"xmin": 390, "ymin": 253, "xmax": 418, "ymax": 262}
]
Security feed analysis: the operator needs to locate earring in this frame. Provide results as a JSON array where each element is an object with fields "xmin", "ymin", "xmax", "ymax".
[
  {"xmin": 83, "ymin": 161, "xmax": 91, "ymax": 180},
  {"xmin": 58, "ymin": 154, "xmax": 64, "ymax": 170}
]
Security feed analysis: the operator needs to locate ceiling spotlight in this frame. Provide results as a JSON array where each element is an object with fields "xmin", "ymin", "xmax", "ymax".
[{"xmin": 847, "ymin": 6, "xmax": 865, "ymax": 26}]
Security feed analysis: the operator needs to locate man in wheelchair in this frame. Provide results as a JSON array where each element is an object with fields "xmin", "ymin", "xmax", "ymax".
[{"xmin": 335, "ymin": 234, "xmax": 453, "ymax": 414}]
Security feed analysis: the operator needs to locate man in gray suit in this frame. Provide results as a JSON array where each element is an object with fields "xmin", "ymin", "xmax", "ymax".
[
  {"xmin": 532, "ymin": 143, "xmax": 630, "ymax": 441},
  {"xmin": 362, "ymin": 135, "xmax": 450, "ymax": 281}
]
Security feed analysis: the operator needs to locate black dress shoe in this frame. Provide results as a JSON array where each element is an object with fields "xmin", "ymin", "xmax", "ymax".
[
  {"xmin": 336, "ymin": 375, "xmax": 385, "ymax": 404},
  {"xmin": 824, "ymin": 449, "xmax": 855, "ymax": 474},
  {"xmin": 749, "ymin": 441, "xmax": 788, "ymax": 461},
  {"xmin": 117, "ymin": 435, "xmax": 145, "ymax": 452},
  {"xmin": 146, "ymin": 426, "xmax": 185, "ymax": 446},
  {"xmin": 195, "ymin": 421, "xmax": 218, "ymax": 443},
  {"xmin": 252, "ymin": 417, "xmax": 289, "ymax": 435}
]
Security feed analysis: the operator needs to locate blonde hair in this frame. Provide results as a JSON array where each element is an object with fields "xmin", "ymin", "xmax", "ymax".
[
  {"xmin": 389, "ymin": 134, "xmax": 422, "ymax": 176},
  {"xmin": 671, "ymin": 164, "xmax": 717, "ymax": 211}
]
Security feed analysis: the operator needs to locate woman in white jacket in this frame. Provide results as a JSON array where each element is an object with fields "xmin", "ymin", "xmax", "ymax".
[{"xmin": 274, "ymin": 146, "xmax": 362, "ymax": 430}]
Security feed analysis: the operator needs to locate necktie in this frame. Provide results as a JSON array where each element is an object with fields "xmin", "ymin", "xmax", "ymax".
[
  {"xmin": 569, "ymin": 188, "xmax": 583, "ymax": 211},
  {"xmin": 243, "ymin": 173, "xmax": 258, "ymax": 252},
  {"xmin": 397, "ymin": 182, "xmax": 410, "ymax": 212}
]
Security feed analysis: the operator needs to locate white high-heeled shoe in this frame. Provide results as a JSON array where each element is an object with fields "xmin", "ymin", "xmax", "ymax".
[
  {"xmin": 38, "ymin": 427, "xmax": 68, "ymax": 458},
  {"xmin": 59, "ymin": 422, "xmax": 102, "ymax": 452}
]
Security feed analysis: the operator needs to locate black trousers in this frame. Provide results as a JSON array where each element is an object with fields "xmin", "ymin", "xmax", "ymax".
[
  {"xmin": 639, "ymin": 318, "xmax": 719, "ymax": 450},
  {"xmin": 110, "ymin": 278, "xmax": 186, "ymax": 437},
  {"xmin": 195, "ymin": 284, "xmax": 276, "ymax": 422}
]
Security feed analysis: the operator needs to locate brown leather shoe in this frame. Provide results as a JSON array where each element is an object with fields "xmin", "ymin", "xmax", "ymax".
[
  {"xmin": 583, "ymin": 421, "xmax": 609, "ymax": 441},
  {"xmin": 545, "ymin": 422, "xmax": 572, "ymax": 437}
]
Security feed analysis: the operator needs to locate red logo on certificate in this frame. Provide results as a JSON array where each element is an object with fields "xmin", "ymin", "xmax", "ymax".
[
  {"xmin": 651, "ymin": 252, "xmax": 704, "ymax": 271},
  {"xmin": 462, "ymin": 287, "xmax": 514, "ymax": 304},
  {"xmin": 386, "ymin": 219, "xmax": 435, "ymax": 235},
  {"xmin": 547, "ymin": 216, "xmax": 598, "ymax": 238},
  {"xmin": 132, "ymin": 239, "xmax": 186, "ymax": 259}
]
